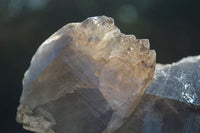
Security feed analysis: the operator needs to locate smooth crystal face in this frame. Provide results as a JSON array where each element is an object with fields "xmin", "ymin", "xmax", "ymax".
[{"xmin": 17, "ymin": 16, "xmax": 156, "ymax": 133}]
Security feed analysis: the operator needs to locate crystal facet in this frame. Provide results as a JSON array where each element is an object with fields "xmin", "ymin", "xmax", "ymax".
[{"xmin": 17, "ymin": 16, "xmax": 156, "ymax": 133}]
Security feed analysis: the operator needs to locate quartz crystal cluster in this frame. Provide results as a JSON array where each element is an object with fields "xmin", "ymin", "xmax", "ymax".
[{"xmin": 17, "ymin": 16, "xmax": 156, "ymax": 133}]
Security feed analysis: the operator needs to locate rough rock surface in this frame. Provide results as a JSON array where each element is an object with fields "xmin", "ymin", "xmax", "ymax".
[
  {"xmin": 17, "ymin": 16, "xmax": 156, "ymax": 133},
  {"xmin": 145, "ymin": 55, "xmax": 200, "ymax": 107}
]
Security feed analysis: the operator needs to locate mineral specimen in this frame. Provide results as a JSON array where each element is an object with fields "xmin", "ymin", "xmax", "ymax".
[{"xmin": 17, "ymin": 16, "xmax": 156, "ymax": 133}]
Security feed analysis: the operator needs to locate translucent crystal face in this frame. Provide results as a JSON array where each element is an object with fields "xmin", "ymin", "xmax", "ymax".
[{"xmin": 17, "ymin": 16, "xmax": 156, "ymax": 133}]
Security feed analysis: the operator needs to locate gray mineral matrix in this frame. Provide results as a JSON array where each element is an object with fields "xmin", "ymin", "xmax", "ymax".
[{"xmin": 145, "ymin": 55, "xmax": 200, "ymax": 107}]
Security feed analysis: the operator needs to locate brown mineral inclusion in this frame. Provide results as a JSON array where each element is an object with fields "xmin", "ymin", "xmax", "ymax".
[{"xmin": 17, "ymin": 16, "xmax": 156, "ymax": 133}]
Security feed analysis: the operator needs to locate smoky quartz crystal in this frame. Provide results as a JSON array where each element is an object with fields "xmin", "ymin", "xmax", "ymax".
[{"xmin": 17, "ymin": 16, "xmax": 156, "ymax": 133}]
